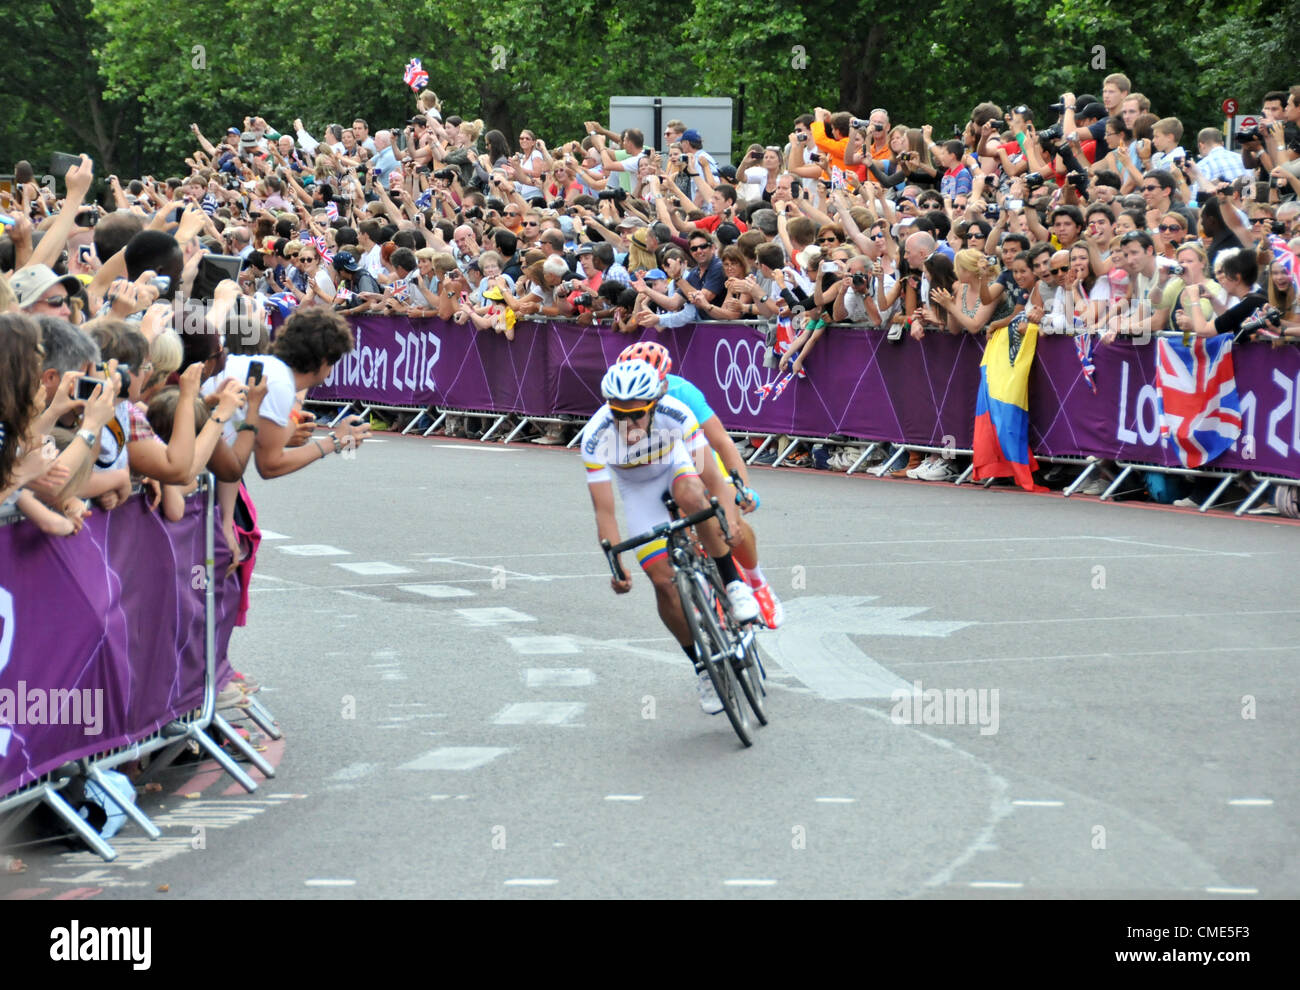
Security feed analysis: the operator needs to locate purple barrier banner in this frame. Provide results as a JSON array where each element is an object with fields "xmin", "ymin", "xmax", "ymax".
[
  {"xmin": 313, "ymin": 316, "xmax": 1300, "ymax": 479},
  {"xmin": 311, "ymin": 316, "xmax": 553, "ymax": 414},
  {"xmin": 1, "ymin": 493, "xmax": 238, "ymax": 798},
  {"xmin": 1030, "ymin": 337, "xmax": 1300, "ymax": 476}
]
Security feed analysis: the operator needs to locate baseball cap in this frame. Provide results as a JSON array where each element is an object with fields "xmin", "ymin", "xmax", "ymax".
[
  {"xmin": 9, "ymin": 265, "xmax": 81, "ymax": 309},
  {"xmin": 226, "ymin": 127, "xmax": 241, "ymax": 136},
  {"xmin": 644, "ymin": 268, "xmax": 668, "ymax": 281},
  {"xmin": 681, "ymin": 129, "xmax": 703, "ymax": 146},
  {"xmin": 484, "ymin": 286, "xmax": 505, "ymax": 301},
  {"xmin": 332, "ymin": 251, "xmax": 361, "ymax": 272},
  {"xmin": 718, "ymin": 164, "xmax": 738, "ymax": 182},
  {"xmin": 1078, "ymin": 102, "xmax": 1106, "ymax": 121},
  {"xmin": 408, "ymin": 115, "xmax": 428, "ymax": 127},
  {"xmin": 715, "ymin": 222, "xmax": 741, "ymax": 246}
]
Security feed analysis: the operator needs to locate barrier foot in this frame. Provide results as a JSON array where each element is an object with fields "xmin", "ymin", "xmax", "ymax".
[
  {"xmin": 502, "ymin": 417, "xmax": 532, "ymax": 444},
  {"xmin": 402, "ymin": 409, "xmax": 432, "ymax": 436},
  {"xmin": 211, "ymin": 714, "xmax": 275, "ymax": 779},
  {"xmin": 328, "ymin": 404, "xmax": 358, "ymax": 428},
  {"xmin": 1100, "ymin": 466, "xmax": 1133, "ymax": 502},
  {"xmin": 1235, "ymin": 478, "xmax": 1272, "ymax": 517},
  {"xmin": 746, "ymin": 435, "xmax": 775, "ymax": 465},
  {"xmin": 845, "ymin": 443, "xmax": 878, "ymax": 476},
  {"xmin": 772, "ymin": 439, "xmax": 799, "ymax": 467},
  {"xmin": 566, "ymin": 427, "xmax": 582, "ymax": 449},
  {"xmin": 479, "ymin": 414, "xmax": 509, "ymax": 443},
  {"xmin": 870, "ymin": 446, "xmax": 906, "ymax": 477},
  {"xmin": 952, "ymin": 463, "xmax": 975, "ymax": 486},
  {"xmin": 1063, "ymin": 461, "xmax": 1100, "ymax": 497},
  {"xmin": 243, "ymin": 695, "xmax": 282, "ymax": 740},
  {"xmin": 43, "ymin": 786, "xmax": 117, "ymax": 862},
  {"xmin": 83, "ymin": 764, "xmax": 160, "ymax": 840},
  {"xmin": 1198, "ymin": 472, "xmax": 1242, "ymax": 513},
  {"xmin": 422, "ymin": 411, "xmax": 448, "ymax": 437},
  {"xmin": 188, "ymin": 727, "xmax": 258, "ymax": 793}
]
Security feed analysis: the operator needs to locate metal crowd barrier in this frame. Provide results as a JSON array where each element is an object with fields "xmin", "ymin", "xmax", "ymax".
[{"xmin": 0, "ymin": 476, "xmax": 274, "ymax": 862}]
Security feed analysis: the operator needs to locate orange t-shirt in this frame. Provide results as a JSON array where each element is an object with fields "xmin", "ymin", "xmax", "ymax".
[{"xmin": 812, "ymin": 120, "xmax": 848, "ymax": 180}]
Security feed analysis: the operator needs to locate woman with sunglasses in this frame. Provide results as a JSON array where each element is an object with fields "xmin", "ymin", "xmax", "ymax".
[
  {"xmin": 282, "ymin": 244, "xmax": 336, "ymax": 307},
  {"xmin": 1155, "ymin": 212, "xmax": 1187, "ymax": 258},
  {"xmin": 1159, "ymin": 242, "xmax": 1223, "ymax": 332}
]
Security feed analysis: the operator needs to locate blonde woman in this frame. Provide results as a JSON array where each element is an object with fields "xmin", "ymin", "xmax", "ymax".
[
  {"xmin": 142, "ymin": 330, "xmax": 184, "ymax": 402},
  {"xmin": 928, "ymin": 248, "xmax": 1000, "ymax": 334},
  {"xmin": 1160, "ymin": 242, "xmax": 1222, "ymax": 332}
]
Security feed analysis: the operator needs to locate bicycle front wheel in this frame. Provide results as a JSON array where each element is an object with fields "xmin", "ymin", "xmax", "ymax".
[
  {"xmin": 675, "ymin": 567, "xmax": 752, "ymax": 748},
  {"xmin": 735, "ymin": 628, "xmax": 768, "ymax": 726}
]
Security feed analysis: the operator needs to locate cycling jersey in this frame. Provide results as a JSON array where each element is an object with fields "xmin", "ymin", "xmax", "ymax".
[
  {"xmin": 665, "ymin": 373, "xmax": 715, "ymax": 426},
  {"xmin": 579, "ymin": 394, "xmax": 705, "ymax": 483}
]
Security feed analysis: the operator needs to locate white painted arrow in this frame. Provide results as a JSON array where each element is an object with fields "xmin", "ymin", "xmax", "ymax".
[{"xmin": 761, "ymin": 595, "xmax": 973, "ymax": 700}]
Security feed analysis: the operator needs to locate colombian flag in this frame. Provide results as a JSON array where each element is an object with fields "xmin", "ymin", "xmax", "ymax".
[{"xmin": 972, "ymin": 320, "xmax": 1046, "ymax": 492}]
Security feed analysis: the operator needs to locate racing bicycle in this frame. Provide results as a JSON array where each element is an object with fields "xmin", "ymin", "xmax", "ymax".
[{"xmin": 602, "ymin": 495, "xmax": 768, "ymax": 747}]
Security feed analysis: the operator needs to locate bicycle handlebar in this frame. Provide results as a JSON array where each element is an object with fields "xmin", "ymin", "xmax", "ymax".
[
  {"xmin": 600, "ymin": 498, "xmax": 727, "ymax": 583},
  {"xmin": 730, "ymin": 469, "xmax": 760, "ymax": 510}
]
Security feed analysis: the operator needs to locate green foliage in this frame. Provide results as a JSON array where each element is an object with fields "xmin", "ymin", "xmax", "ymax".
[{"xmin": 2, "ymin": 0, "xmax": 1290, "ymax": 178}]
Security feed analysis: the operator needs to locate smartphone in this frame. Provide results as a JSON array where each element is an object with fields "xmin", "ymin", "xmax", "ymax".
[
  {"xmin": 150, "ymin": 275, "xmax": 172, "ymax": 295},
  {"xmin": 246, "ymin": 360, "xmax": 264, "ymax": 386},
  {"xmin": 76, "ymin": 376, "xmax": 104, "ymax": 401},
  {"xmin": 1006, "ymin": 198, "xmax": 1024, "ymax": 210},
  {"xmin": 50, "ymin": 152, "xmax": 82, "ymax": 181}
]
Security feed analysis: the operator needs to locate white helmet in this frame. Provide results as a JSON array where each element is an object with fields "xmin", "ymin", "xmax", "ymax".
[{"xmin": 600, "ymin": 359, "xmax": 665, "ymax": 404}]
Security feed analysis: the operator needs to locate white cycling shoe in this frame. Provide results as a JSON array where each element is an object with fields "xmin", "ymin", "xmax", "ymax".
[
  {"xmin": 726, "ymin": 580, "xmax": 760, "ymax": 623},
  {"xmin": 697, "ymin": 669, "xmax": 724, "ymax": 714}
]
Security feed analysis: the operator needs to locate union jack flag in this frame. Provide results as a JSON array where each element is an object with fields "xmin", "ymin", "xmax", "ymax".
[
  {"xmin": 325, "ymin": 200, "xmax": 339, "ymax": 222},
  {"xmin": 403, "ymin": 58, "xmax": 428, "ymax": 92},
  {"xmin": 312, "ymin": 234, "xmax": 333, "ymax": 264},
  {"xmin": 1154, "ymin": 335, "xmax": 1242, "ymax": 468},
  {"xmin": 1075, "ymin": 331, "xmax": 1097, "ymax": 393},
  {"xmin": 1267, "ymin": 234, "xmax": 1299, "ymax": 294}
]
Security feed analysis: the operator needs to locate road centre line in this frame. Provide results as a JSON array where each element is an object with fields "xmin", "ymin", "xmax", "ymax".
[{"xmin": 891, "ymin": 644, "xmax": 1298, "ymax": 665}]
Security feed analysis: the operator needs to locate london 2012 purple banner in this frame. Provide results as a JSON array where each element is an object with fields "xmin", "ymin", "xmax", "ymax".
[
  {"xmin": 311, "ymin": 316, "xmax": 553, "ymax": 414},
  {"xmin": 0, "ymin": 493, "xmax": 239, "ymax": 798},
  {"xmin": 312, "ymin": 316, "xmax": 1300, "ymax": 480}
]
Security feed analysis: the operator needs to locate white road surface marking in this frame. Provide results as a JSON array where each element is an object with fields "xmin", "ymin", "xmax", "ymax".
[
  {"xmin": 510, "ymin": 636, "xmax": 583, "ymax": 656},
  {"xmin": 1205, "ymin": 886, "xmax": 1258, "ymax": 895},
  {"xmin": 258, "ymin": 530, "xmax": 290, "ymax": 540},
  {"xmin": 305, "ymin": 879, "xmax": 357, "ymax": 887},
  {"xmin": 277, "ymin": 544, "xmax": 351, "ymax": 556},
  {"xmin": 398, "ymin": 584, "xmax": 475, "ymax": 598},
  {"xmin": 604, "ymin": 795, "xmax": 644, "ymax": 801},
  {"xmin": 333, "ymin": 561, "xmax": 414, "ymax": 575},
  {"xmin": 723, "ymin": 879, "xmax": 777, "ymax": 887},
  {"xmin": 400, "ymin": 747, "xmax": 511, "ymax": 771},
  {"xmin": 504, "ymin": 878, "xmax": 558, "ymax": 886},
  {"xmin": 456, "ymin": 607, "xmax": 537, "ymax": 626},
  {"xmin": 762, "ymin": 596, "xmax": 969, "ymax": 699},
  {"xmin": 814, "ymin": 797, "xmax": 856, "ymax": 804},
  {"xmin": 492, "ymin": 702, "xmax": 586, "ymax": 725},
  {"xmin": 1012, "ymin": 800, "xmax": 1065, "ymax": 807},
  {"xmin": 1227, "ymin": 799, "xmax": 1273, "ymax": 806},
  {"xmin": 968, "ymin": 881, "xmax": 1024, "ymax": 889},
  {"xmin": 524, "ymin": 667, "xmax": 595, "ymax": 687}
]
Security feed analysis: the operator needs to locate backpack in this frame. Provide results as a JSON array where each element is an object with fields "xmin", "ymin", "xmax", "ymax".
[{"xmin": 1144, "ymin": 471, "xmax": 1185, "ymax": 504}]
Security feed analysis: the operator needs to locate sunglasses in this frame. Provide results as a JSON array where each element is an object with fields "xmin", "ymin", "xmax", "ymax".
[
  {"xmin": 522, "ymin": 221, "xmax": 540, "ymax": 227},
  {"xmin": 869, "ymin": 233, "xmax": 886, "ymax": 241},
  {"xmin": 38, "ymin": 295, "xmax": 70, "ymax": 308},
  {"xmin": 610, "ymin": 402, "xmax": 655, "ymax": 421},
  {"xmin": 1141, "ymin": 185, "xmax": 1161, "ymax": 192},
  {"xmin": 1051, "ymin": 266, "xmax": 1070, "ymax": 274},
  {"xmin": 1250, "ymin": 218, "xmax": 1271, "ymax": 226},
  {"xmin": 1159, "ymin": 224, "xmax": 1184, "ymax": 233},
  {"xmin": 690, "ymin": 243, "xmax": 711, "ymax": 252},
  {"xmin": 817, "ymin": 236, "xmax": 839, "ymax": 244}
]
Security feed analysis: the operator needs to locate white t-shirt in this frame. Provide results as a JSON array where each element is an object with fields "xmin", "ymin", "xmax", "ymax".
[
  {"xmin": 313, "ymin": 268, "xmax": 336, "ymax": 298},
  {"xmin": 361, "ymin": 244, "xmax": 384, "ymax": 280},
  {"xmin": 203, "ymin": 353, "xmax": 297, "ymax": 445},
  {"xmin": 515, "ymin": 149, "xmax": 546, "ymax": 201},
  {"xmin": 95, "ymin": 402, "xmax": 132, "ymax": 472}
]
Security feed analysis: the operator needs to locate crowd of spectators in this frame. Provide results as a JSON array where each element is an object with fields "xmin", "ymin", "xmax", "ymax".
[{"xmin": 3, "ymin": 76, "xmax": 1300, "ymax": 499}]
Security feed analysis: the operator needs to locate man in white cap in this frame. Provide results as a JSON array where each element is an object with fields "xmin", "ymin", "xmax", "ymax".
[{"xmin": 9, "ymin": 264, "xmax": 81, "ymax": 320}]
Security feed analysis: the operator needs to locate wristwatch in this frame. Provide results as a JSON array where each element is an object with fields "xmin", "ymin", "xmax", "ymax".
[
  {"xmin": 76, "ymin": 428, "xmax": 98, "ymax": 448},
  {"xmin": 236, "ymin": 421, "xmax": 258, "ymax": 434}
]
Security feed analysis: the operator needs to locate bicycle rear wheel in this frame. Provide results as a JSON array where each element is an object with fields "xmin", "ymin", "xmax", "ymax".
[{"xmin": 675, "ymin": 567, "xmax": 752, "ymax": 747}]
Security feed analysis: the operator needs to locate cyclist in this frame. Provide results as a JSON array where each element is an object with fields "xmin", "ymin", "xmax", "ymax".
[
  {"xmin": 617, "ymin": 340, "xmax": 784, "ymax": 628},
  {"xmin": 582, "ymin": 359, "xmax": 759, "ymax": 714}
]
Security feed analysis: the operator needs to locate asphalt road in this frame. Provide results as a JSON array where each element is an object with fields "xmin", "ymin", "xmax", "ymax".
[{"xmin": 3, "ymin": 430, "xmax": 1298, "ymax": 900}]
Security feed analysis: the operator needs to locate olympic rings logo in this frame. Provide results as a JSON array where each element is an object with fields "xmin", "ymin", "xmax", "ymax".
[{"xmin": 714, "ymin": 337, "xmax": 766, "ymax": 417}]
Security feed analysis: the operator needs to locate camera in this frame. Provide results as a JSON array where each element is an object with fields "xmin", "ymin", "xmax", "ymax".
[
  {"xmin": 1237, "ymin": 125, "xmax": 1264, "ymax": 142},
  {"xmin": 1066, "ymin": 171, "xmax": 1090, "ymax": 194},
  {"xmin": 433, "ymin": 168, "xmax": 456, "ymax": 182},
  {"xmin": 1048, "ymin": 101, "xmax": 1066, "ymax": 114},
  {"xmin": 1024, "ymin": 172, "xmax": 1046, "ymax": 191},
  {"xmin": 795, "ymin": 133, "xmax": 809, "ymax": 142},
  {"xmin": 571, "ymin": 293, "xmax": 594, "ymax": 308},
  {"xmin": 1039, "ymin": 122, "xmax": 1064, "ymax": 143},
  {"xmin": 95, "ymin": 362, "xmax": 132, "ymax": 394},
  {"xmin": 1167, "ymin": 263, "xmax": 1184, "ymax": 278},
  {"xmin": 596, "ymin": 187, "xmax": 627, "ymax": 202},
  {"xmin": 851, "ymin": 272, "xmax": 868, "ymax": 287},
  {"xmin": 984, "ymin": 203, "xmax": 1000, "ymax": 220},
  {"xmin": 1240, "ymin": 307, "xmax": 1283, "ymax": 335}
]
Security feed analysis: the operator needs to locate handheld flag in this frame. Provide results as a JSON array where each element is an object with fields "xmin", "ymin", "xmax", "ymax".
[{"xmin": 403, "ymin": 58, "xmax": 429, "ymax": 92}]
